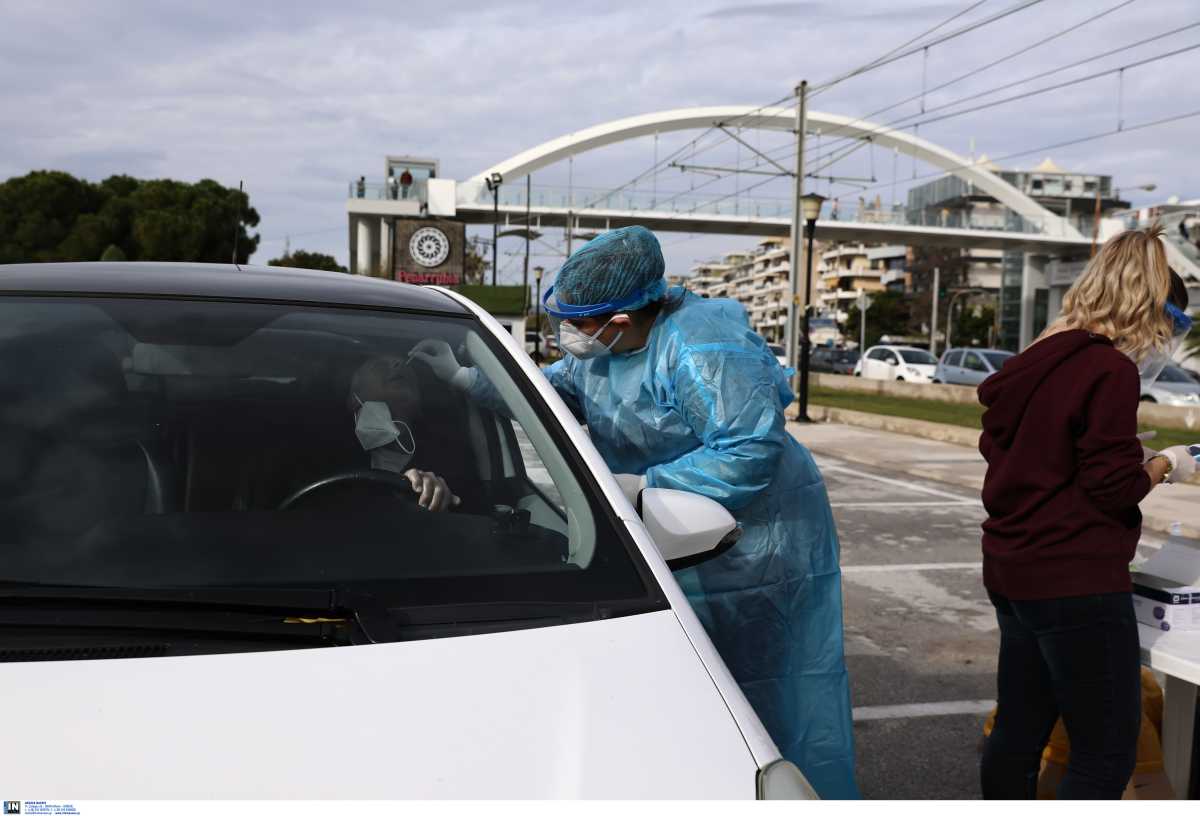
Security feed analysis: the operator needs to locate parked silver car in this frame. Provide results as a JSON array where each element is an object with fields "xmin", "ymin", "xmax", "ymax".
[
  {"xmin": 934, "ymin": 347, "xmax": 1013, "ymax": 386},
  {"xmin": 1141, "ymin": 363, "xmax": 1200, "ymax": 405}
]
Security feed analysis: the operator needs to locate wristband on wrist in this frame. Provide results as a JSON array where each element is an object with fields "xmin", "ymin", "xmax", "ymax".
[{"xmin": 1152, "ymin": 452, "xmax": 1175, "ymax": 483}]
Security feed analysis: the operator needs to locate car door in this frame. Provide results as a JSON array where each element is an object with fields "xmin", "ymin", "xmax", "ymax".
[
  {"xmin": 941, "ymin": 350, "xmax": 963, "ymax": 383},
  {"xmin": 878, "ymin": 348, "xmax": 897, "ymax": 379},
  {"xmin": 863, "ymin": 348, "xmax": 884, "ymax": 379},
  {"xmin": 961, "ymin": 351, "xmax": 989, "ymax": 386}
]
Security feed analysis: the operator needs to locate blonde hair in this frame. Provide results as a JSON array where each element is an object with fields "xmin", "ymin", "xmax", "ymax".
[{"xmin": 1044, "ymin": 224, "xmax": 1173, "ymax": 362}]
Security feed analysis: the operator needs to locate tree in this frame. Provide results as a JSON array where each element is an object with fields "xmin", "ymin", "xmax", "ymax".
[
  {"xmin": 99, "ymin": 244, "xmax": 126, "ymax": 261},
  {"xmin": 905, "ymin": 245, "xmax": 971, "ymax": 338},
  {"xmin": 268, "ymin": 250, "xmax": 347, "ymax": 273},
  {"xmin": 0, "ymin": 171, "xmax": 259, "ymax": 264},
  {"xmin": 463, "ymin": 235, "xmax": 489, "ymax": 285},
  {"xmin": 842, "ymin": 290, "xmax": 913, "ymax": 348},
  {"xmin": 948, "ymin": 304, "xmax": 996, "ymax": 348}
]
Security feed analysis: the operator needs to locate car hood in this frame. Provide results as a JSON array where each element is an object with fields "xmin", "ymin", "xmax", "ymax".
[{"xmin": 0, "ymin": 610, "xmax": 756, "ymax": 798}]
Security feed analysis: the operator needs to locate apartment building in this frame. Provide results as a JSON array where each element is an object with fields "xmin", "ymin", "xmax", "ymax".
[{"xmin": 684, "ymin": 237, "xmax": 825, "ymax": 346}]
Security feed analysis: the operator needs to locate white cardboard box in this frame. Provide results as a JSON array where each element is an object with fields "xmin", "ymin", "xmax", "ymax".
[{"xmin": 1132, "ymin": 533, "xmax": 1200, "ymax": 632}]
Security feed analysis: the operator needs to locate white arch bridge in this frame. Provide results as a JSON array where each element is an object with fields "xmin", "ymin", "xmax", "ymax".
[{"xmin": 348, "ymin": 105, "xmax": 1097, "ymax": 257}]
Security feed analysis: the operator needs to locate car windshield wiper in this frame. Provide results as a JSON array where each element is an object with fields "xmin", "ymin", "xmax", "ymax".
[
  {"xmin": 382, "ymin": 598, "xmax": 664, "ymax": 638},
  {"xmin": 0, "ymin": 583, "xmax": 389, "ymax": 644}
]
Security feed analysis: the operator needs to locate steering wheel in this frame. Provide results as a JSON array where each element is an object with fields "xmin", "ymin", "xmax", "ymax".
[{"xmin": 278, "ymin": 469, "xmax": 420, "ymax": 511}]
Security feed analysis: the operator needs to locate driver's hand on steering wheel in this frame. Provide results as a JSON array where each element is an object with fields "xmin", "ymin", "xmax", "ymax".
[{"xmin": 403, "ymin": 468, "xmax": 462, "ymax": 512}]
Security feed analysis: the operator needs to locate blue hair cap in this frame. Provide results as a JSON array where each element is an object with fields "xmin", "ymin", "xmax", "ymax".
[{"xmin": 553, "ymin": 225, "xmax": 666, "ymax": 313}]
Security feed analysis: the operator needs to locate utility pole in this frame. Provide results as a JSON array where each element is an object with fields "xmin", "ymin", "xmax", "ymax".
[
  {"xmin": 930, "ymin": 266, "xmax": 940, "ymax": 356},
  {"xmin": 786, "ymin": 80, "xmax": 809, "ymax": 394},
  {"xmin": 857, "ymin": 289, "xmax": 871, "ymax": 353},
  {"xmin": 523, "ymin": 174, "xmax": 531, "ymax": 313},
  {"xmin": 566, "ymin": 210, "xmax": 574, "ymax": 258},
  {"xmin": 486, "ymin": 172, "xmax": 502, "ymax": 285}
]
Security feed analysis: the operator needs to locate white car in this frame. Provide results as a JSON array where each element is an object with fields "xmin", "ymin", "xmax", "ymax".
[
  {"xmin": 1141, "ymin": 363, "xmax": 1200, "ymax": 405},
  {"xmin": 854, "ymin": 345, "xmax": 938, "ymax": 382},
  {"xmin": 0, "ymin": 262, "xmax": 815, "ymax": 800},
  {"xmin": 768, "ymin": 343, "xmax": 788, "ymax": 369}
]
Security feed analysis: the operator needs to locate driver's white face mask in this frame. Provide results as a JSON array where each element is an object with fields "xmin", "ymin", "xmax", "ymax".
[{"xmin": 353, "ymin": 396, "xmax": 416, "ymax": 455}]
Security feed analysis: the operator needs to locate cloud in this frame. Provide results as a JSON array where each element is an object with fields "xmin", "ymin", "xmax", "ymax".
[
  {"xmin": 703, "ymin": 2, "xmax": 824, "ymax": 18},
  {"xmin": 0, "ymin": 0, "xmax": 1196, "ymax": 278}
]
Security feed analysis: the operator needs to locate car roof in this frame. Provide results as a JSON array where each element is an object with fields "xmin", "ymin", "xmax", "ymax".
[{"xmin": 0, "ymin": 262, "xmax": 468, "ymax": 314}]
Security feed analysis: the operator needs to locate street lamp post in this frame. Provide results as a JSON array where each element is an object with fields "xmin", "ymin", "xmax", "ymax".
[
  {"xmin": 486, "ymin": 172, "xmax": 503, "ymax": 285},
  {"xmin": 797, "ymin": 191, "xmax": 826, "ymax": 424},
  {"xmin": 945, "ymin": 288, "xmax": 986, "ymax": 350}
]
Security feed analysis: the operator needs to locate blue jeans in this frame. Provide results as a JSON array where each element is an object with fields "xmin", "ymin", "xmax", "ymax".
[{"xmin": 981, "ymin": 591, "xmax": 1142, "ymax": 799}]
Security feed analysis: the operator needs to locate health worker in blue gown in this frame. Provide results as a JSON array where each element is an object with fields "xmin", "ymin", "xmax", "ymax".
[{"xmin": 411, "ymin": 225, "xmax": 858, "ymax": 799}]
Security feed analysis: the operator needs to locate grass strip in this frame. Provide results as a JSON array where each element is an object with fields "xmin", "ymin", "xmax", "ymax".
[{"xmin": 808, "ymin": 386, "xmax": 1192, "ymax": 448}]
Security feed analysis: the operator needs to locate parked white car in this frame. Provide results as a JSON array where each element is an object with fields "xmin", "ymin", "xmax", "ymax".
[
  {"xmin": 854, "ymin": 345, "xmax": 938, "ymax": 382},
  {"xmin": 0, "ymin": 262, "xmax": 815, "ymax": 800},
  {"xmin": 1141, "ymin": 363, "xmax": 1200, "ymax": 405},
  {"xmin": 768, "ymin": 343, "xmax": 788, "ymax": 369}
]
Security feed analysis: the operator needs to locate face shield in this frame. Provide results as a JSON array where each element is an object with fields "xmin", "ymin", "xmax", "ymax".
[
  {"xmin": 1139, "ymin": 302, "xmax": 1193, "ymax": 386},
  {"xmin": 541, "ymin": 284, "xmax": 652, "ymax": 359}
]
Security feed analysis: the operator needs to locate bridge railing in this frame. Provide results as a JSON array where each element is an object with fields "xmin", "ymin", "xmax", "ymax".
[
  {"xmin": 349, "ymin": 179, "xmax": 429, "ymax": 204},
  {"xmin": 472, "ymin": 183, "xmax": 1074, "ymax": 236}
]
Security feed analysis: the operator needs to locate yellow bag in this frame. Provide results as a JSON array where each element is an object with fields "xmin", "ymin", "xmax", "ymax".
[{"xmin": 981, "ymin": 668, "xmax": 1174, "ymax": 799}]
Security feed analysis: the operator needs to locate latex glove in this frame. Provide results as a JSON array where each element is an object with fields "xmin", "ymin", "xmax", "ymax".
[
  {"xmin": 408, "ymin": 340, "xmax": 476, "ymax": 390},
  {"xmin": 613, "ymin": 473, "xmax": 647, "ymax": 505},
  {"xmin": 1159, "ymin": 445, "xmax": 1198, "ymax": 484},
  {"xmin": 403, "ymin": 468, "xmax": 462, "ymax": 512},
  {"xmin": 1137, "ymin": 431, "xmax": 1158, "ymax": 464}
]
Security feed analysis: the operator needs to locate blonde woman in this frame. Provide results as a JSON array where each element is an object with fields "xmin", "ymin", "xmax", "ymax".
[{"xmin": 977, "ymin": 225, "xmax": 1194, "ymax": 799}]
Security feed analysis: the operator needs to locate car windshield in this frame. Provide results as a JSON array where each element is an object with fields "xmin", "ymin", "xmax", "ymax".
[
  {"xmin": 1157, "ymin": 364, "xmax": 1194, "ymax": 384},
  {"xmin": 982, "ymin": 351, "xmax": 1013, "ymax": 369},
  {"xmin": 899, "ymin": 349, "xmax": 937, "ymax": 365},
  {"xmin": 768, "ymin": 344, "xmax": 784, "ymax": 355},
  {"xmin": 0, "ymin": 296, "xmax": 658, "ymax": 633}
]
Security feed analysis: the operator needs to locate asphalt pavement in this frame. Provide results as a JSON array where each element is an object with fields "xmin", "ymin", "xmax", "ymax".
[{"xmin": 801, "ymin": 426, "xmax": 1169, "ymax": 799}]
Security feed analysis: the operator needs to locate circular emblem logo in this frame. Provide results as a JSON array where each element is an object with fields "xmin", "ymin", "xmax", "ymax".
[{"xmin": 409, "ymin": 227, "xmax": 450, "ymax": 268}]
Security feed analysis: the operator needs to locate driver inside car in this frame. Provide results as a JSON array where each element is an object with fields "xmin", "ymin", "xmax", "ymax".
[{"xmin": 347, "ymin": 355, "xmax": 461, "ymax": 513}]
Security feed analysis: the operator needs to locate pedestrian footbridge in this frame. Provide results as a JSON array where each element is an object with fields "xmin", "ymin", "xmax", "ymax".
[{"xmin": 350, "ymin": 106, "xmax": 1100, "ymax": 255}]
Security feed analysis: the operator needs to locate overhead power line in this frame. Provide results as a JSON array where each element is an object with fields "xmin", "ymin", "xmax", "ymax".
[
  {"xmin": 812, "ymin": 0, "xmax": 991, "ymax": 98},
  {"xmin": 904, "ymin": 42, "xmax": 1200, "ymax": 130},
  {"xmin": 812, "ymin": 0, "xmax": 1046, "ymax": 93},
  {"xmin": 810, "ymin": 0, "xmax": 1140, "ymax": 148},
  {"xmin": 803, "ymin": 25, "xmax": 1200, "ymax": 167}
]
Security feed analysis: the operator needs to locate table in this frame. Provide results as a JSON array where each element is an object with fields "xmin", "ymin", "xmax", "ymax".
[{"xmin": 1139, "ymin": 624, "xmax": 1200, "ymax": 799}]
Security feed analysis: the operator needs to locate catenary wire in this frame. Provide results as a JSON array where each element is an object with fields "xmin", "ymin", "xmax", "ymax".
[
  {"xmin": 811, "ymin": 0, "xmax": 1046, "ymax": 94},
  {"xmin": 809, "ymin": 0, "xmax": 1141, "ymax": 149}
]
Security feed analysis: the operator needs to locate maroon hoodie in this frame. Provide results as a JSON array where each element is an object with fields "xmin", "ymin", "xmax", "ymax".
[{"xmin": 978, "ymin": 330, "xmax": 1152, "ymax": 600}]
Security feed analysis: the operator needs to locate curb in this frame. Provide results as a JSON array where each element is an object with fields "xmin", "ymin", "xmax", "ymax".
[
  {"xmin": 789, "ymin": 407, "xmax": 1200, "ymax": 538},
  {"xmin": 795, "ymin": 404, "xmax": 981, "ymax": 447}
]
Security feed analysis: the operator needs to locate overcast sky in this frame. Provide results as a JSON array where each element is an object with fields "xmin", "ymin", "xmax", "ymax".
[{"xmin": 3, "ymin": 0, "xmax": 1197, "ymax": 281}]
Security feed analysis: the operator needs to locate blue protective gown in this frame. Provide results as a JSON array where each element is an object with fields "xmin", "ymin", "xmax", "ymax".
[{"xmin": 531, "ymin": 289, "xmax": 858, "ymax": 798}]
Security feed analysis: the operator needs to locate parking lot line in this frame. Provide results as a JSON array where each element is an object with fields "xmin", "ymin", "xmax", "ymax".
[
  {"xmin": 830, "ymin": 500, "xmax": 981, "ymax": 508},
  {"xmin": 817, "ymin": 462, "xmax": 978, "ymax": 502},
  {"xmin": 842, "ymin": 562, "xmax": 980, "ymax": 573},
  {"xmin": 853, "ymin": 699, "xmax": 995, "ymax": 722}
]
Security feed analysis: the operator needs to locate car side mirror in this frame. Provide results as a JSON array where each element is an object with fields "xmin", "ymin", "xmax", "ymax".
[{"xmin": 637, "ymin": 488, "xmax": 742, "ymax": 571}]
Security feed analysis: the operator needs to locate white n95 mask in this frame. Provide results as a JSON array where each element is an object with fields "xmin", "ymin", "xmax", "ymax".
[
  {"xmin": 353, "ymin": 396, "xmax": 416, "ymax": 454},
  {"xmin": 558, "ymin": 314, "xmax": 623, "ymax": 360}
]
